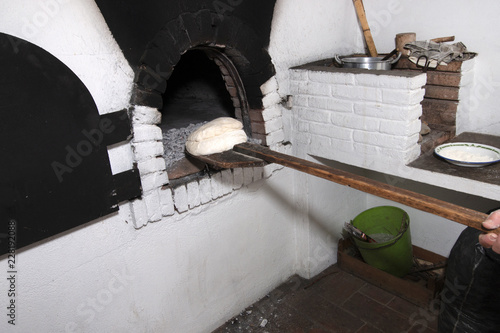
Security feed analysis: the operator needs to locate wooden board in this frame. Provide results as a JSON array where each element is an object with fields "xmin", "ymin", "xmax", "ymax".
[
  {"xmin": 232, "ymin": 142, "xmax": 492, "ymax": 233},
  {"xmin": 190, "ymin": 142, "xmax": 494, "ymax": 234},
  {"xmin": 338, "ymin": 238, "xmax": 446, "ymax": 308},
  {"xmin": 188, "ymin": 149, "xmax": 266, "ymax": 170}
]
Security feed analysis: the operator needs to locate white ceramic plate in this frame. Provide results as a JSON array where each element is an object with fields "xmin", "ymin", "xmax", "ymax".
[{"xmin": 434, "ymin": 142, "xmax": 500, "ymax": 167}]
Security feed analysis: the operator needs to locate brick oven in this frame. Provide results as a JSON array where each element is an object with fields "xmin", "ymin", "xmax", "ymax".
[
  {"xmin": 1, "ymin": 0, "xmax": 286, "ymax": 248},
  {"xmin": 1, "ymin": 1, "xmax": 500, "ymax": 332},
  {"xmin": 93, "ymin": 0, "xmax": 288, "ymax": 227}
]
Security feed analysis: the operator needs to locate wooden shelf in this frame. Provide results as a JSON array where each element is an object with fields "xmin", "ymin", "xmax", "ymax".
[
  {"xmin": 338, "ymin": 238, "xmax": 446, "ymax": 308},
  {"xmin": 410, "ymin": 132, "xmax": 500, "ymax": 186}
]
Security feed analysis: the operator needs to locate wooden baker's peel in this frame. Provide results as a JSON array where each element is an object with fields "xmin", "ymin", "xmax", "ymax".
[{"xmin": 192, "ymin": 142, "xmax": 495, "ymax": 235}]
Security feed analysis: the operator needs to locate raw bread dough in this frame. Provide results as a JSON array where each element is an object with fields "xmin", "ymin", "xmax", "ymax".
[{"xmin": 186, "ymin": 117, "xmax": 247, "ymax": 156}]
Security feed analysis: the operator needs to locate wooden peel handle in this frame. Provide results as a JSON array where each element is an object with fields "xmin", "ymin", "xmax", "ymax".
[{"xmin": 234, "ymin": 143, "xmax": 496, "ymax": 234}]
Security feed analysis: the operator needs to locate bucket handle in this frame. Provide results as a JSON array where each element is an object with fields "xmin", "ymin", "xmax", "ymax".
[
  {"xmin": 388, "ymin": 51, "xmax": 402, "ymax": 64},
  {"xmin": 350, "ymin": 214, "xmax": 410, "ymax": 249},
  {"xmin": 333, "ymin": 54, "xmax": 343, "ymax": 66}
]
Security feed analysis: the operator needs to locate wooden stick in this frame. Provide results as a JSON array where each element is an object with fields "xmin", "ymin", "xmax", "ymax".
[
  {"xmin": 352, "ymin": 0, "xmax": 378, "ymax": 57},
  {"xmin": 430, "ymin": 36, "xmax": 455, "ymax": 43},
  {"xmin": 233, "ymin": 143, "xmax": 495, "ymax": 234}
]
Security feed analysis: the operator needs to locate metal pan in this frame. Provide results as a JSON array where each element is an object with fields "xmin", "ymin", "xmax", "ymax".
[{"xmin": 334, "ymin": 52, "xmax": 401, "ymax": 70}]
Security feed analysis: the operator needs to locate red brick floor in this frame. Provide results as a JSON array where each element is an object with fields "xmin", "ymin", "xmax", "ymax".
[{"xmin": 213, "ymin": 264, "xmax": 438, "ymax": 333}]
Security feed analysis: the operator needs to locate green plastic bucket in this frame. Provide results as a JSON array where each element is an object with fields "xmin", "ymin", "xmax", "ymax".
[{"xmin": 351, "ymin": 206, "xmax": 413, "ymax": 277}]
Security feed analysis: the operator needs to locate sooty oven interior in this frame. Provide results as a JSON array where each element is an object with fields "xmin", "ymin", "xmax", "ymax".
[
  {"xmin": 159, "ymin": 47, "xmax": 251, "ymax": 179},
  {"xmin": 0, "ymin": 0, "xmax": 277, "ymax": 254}
]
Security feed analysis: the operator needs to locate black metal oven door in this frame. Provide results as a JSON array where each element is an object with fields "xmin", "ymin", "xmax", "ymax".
[{"xmin": 0, "ymin": 33, "xmax": 141, "ymax": 254}]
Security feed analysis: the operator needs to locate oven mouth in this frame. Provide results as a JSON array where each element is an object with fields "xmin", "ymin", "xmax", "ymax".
[{"xmin": 159, "ymin": 46, "xmax": 252, "ymax": 181}]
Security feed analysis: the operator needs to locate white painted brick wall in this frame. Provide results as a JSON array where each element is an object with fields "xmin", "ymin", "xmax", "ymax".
[
  {"xmin": 220, "ymin": 169, "xmax": 234, "ymax": 195},
  {"xmin": 264, "ymin": 117, "xmax": 283, "ymax": 134},
  {"xmin": 261, "ymin": 105, "xmax": 282, "ymax": 121},
  {"xmin": 198, "ymin": 177, "xmax": 212, "ymax": 204},
  {"xmin": 133, "ymin": 124, "xmax": 163, "ymax": 142},
  {"xmin": 210, "ymin": 172, "xmax": 224, "ymax": 200},
  {"xmin": 187, "ymin": 181, "xmax": 201, "ymax": 209},
  {"xmin": 144, "ymin": 189, "xmax": 162, "ymax": 222},
  {"xmin": 137, "ymin": 157, "xmax": 167, "ymax": 175},
  {"xmin": 262, "ymin": 91, "xmax": 282, "ymax": 109},
  {"xmin": 131, "ymin": 106, "xmax": 162, "ymax": 125},
  {"xmin": 233, "ymin": 168, "xmax": 244, "ymax": 190},
  {"xmin": 131, "ymin": 141, "xmax": 164, "ymax": 161},
  {"xmin": 266, "ymin": 129, "xmax": 285, "ymax": 145},
  {"xmin": 253, "ymin": 167, "xmax": 264, "ymax": 181},
  {"xmin": 159, "ymin": 187, "xmax": 175, "ymax": 217},
  {"xmin": 140, "ymin": 171, "xmax": 169, "ymax": 193},
  {"xmin": 260, "ymin": 76, "xmax": 279, "ymax": 96},
  {"xmin": 173, "ymin": 185, "xmax": 188, "ymax": 213},
  {"xmin": 130, "ymin": 198, "xmax": 148, "ymax": 228},
  {"xmin": 243, "ymin": 167, "xmax": 254, "ymax": 185},
  {"xmin": 290, "ymin": 68, "xmax": 426, "ymax": 170}
]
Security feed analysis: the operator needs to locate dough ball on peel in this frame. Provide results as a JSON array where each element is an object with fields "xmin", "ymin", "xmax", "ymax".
[{"xmin": 186, "ymin": 117, "xmax": 248, "ymax": 156}]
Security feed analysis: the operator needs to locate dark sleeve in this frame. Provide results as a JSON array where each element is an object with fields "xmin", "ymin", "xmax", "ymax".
[{"xmin": 485, "ymin": 247, "xmax": 500, "ymax": 265}]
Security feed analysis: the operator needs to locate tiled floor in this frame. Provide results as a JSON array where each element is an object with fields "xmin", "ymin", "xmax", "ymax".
[{"xmin": 213, "ymin": 264, "xmax": 438, "ymax": 333}]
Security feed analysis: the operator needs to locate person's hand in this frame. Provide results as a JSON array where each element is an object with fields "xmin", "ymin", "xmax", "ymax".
[{"xmin": 478, "ymin": 209, "xmax": 500, "ymax": 254}]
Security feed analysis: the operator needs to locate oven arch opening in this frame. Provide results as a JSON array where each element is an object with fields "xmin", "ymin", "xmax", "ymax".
[{"xmin": 160, "ymin": 46, "xmax": 252, "ymax": 181}]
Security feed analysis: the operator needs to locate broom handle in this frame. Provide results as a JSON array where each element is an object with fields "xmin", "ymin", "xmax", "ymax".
[
  {"xmin": 233, "ymin": 143, "xmax": 496, "ymax": 234},
  {"xmin": 352, "ymin": 0, "xmax": 378, "ymax": 57}
]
